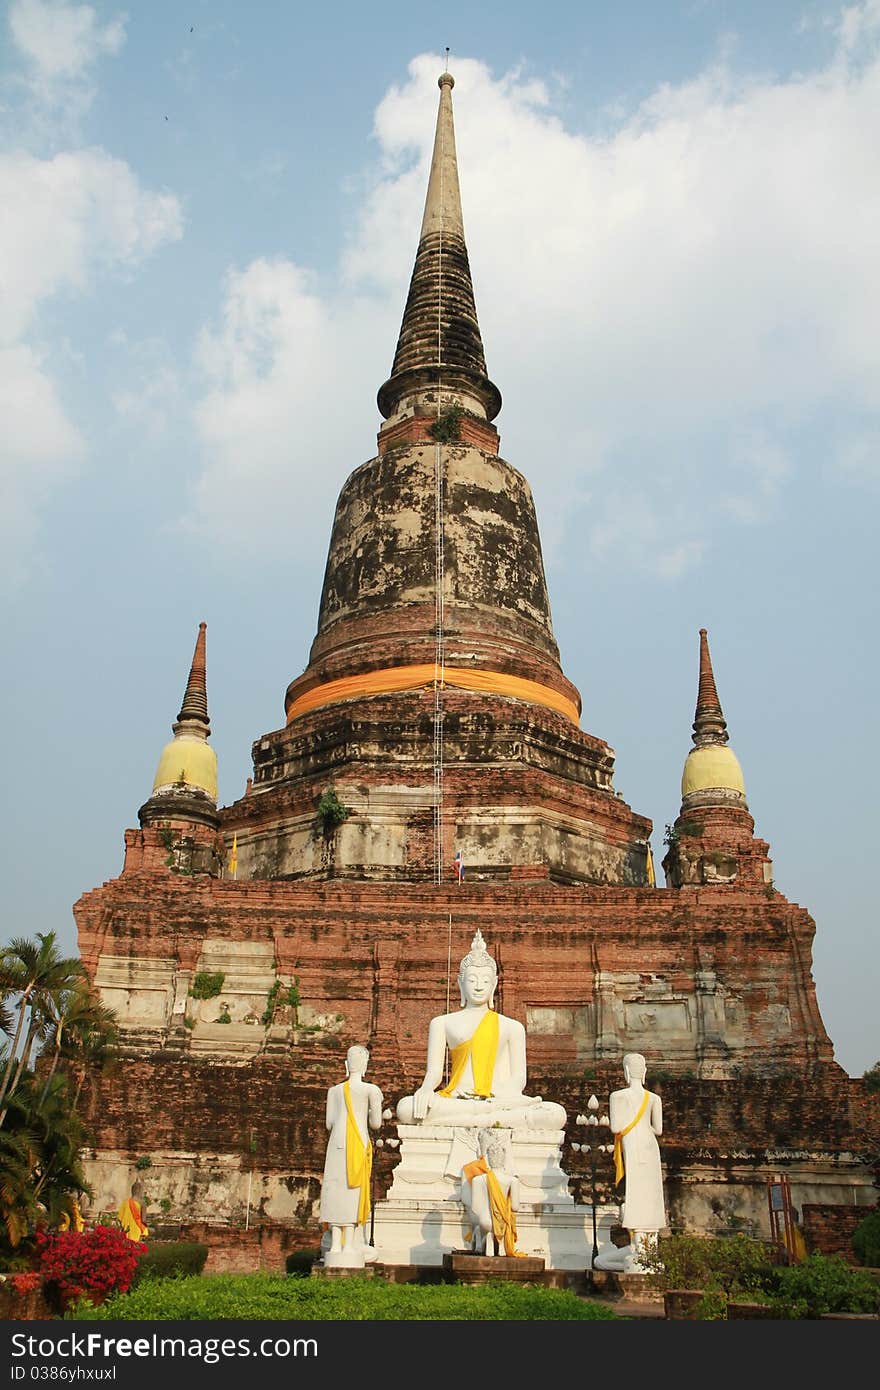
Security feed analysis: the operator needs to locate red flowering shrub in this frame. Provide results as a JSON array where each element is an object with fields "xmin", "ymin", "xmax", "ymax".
[
  {"xmin": 36, "ymin": 1226, "xmax": 146, "ymax": 1305},
  {"xmin": 10, "ymin": 1273, "xmax": 42, "ymax": 1295}
]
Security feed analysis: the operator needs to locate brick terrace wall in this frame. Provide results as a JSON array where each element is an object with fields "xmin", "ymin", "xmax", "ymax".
[
  {"xmin": 74, "ymin": 875, "xmax": 834, "ymax": 1073},
  {"xmin": 803, "ymin": 1203, "xmax": 877, "ymax": 1258},
  {"xmin": 179, "ymin": 1222, "xmax": 306, "ymax": 1274}
]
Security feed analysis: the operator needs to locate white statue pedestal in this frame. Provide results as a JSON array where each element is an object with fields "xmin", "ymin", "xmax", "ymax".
[
  {"xmin": 323, "ymin": 1248, "xmax": 366, "ymax": 1270},
  {"xmin": 371, "ymin": 1123, "xmax": 616, "ymax": 1270}
]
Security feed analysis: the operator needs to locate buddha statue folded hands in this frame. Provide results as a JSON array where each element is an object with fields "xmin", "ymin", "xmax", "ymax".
[{"xmin": 395, "ymin": 930, "xmax": 566, "ymax": 1130}]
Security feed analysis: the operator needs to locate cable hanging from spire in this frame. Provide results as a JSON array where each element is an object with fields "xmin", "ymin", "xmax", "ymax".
[{"xmin": 432, "ymin": 66, "xmax": 448, "ymax": 888}]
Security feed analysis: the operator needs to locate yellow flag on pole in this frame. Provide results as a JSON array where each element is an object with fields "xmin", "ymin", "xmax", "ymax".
[
  {"xmin": 229, "ymin": 834, "xmax": 238, "ymax": 879},
  {"xmin": 646, "ymin": 841, "xmax": 656, "ymax": 888}
]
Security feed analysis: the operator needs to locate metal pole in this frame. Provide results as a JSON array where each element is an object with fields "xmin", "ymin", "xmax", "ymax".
[
  {"xmin": 590, "ymin": 1150, "xmax": 599, "ymax": 1270},
  {"xmin": 369, "ymin": 1147, "xmax": 376, "ymax": 1249}
]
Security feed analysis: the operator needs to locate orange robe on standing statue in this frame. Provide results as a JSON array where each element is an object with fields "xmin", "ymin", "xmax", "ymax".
[{"xmin": 117, "ymin": 1196, "xmax": 149, "ymax": 1241}]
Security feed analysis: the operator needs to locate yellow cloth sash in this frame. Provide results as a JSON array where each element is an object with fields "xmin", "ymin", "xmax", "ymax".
[
  {"xmin": 117, "ymin": 1197, "xmax": 148, "ymax": 1241},
  {"xmin": 612, "ymin": 1090, "xmax": 651, "ymax": 1185},
  {"xmin": 343, "ymin": 1080, "xmax": 373, "ymax": 1225},
  {"xmin": 439, "ymin": 1009, "xmax": 499, "ymax": 1098},
  {"xmin": 286, "ymin": 664, "xmax": 580, "ymax": 727},
  {"xmin": 462, "ymin": 1156, "xmax": 526, "ymax": 1257},
  {"xmin": 58, "ymin": 1198, "xmax": 84, "ymax": 1233}
]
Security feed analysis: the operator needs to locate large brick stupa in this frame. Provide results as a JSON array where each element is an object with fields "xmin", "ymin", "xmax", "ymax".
[{"xmin": 74, "ymin": 73, "xmax": 877, "ymax": 1256}]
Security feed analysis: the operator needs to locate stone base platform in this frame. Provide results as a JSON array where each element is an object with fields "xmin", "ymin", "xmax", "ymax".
[
  {"xmin": 372, "ymin": 1120, "xmax": 617, "ymax": 1270},
  {"xmin": 443, "ymin": 1252, "xmax": 546, "ymax": 1284},
  {"xmin": 589, "ymin": 1269, "xmax": 665, "ymax": 1303},
  {"xmin": 312, "ymin": 1259, "xmax": 586, "ymax": 1292}
]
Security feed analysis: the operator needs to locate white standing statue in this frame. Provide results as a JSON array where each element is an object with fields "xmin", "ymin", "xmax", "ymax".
[
  {"xmin": 395, "ymin": 929, "xmax": 566, "ymax": 1129},
  {"xmin": 460, "ymin": 1127, "xmax": 524, "ymax": 1257},
  {"xmin": 319, "ymin": 1044, "xmax": 383, "ymax": 1267},
  {"xmin": 594, "ymin": 1052, "xmax": 666, "ymax": 1273}
]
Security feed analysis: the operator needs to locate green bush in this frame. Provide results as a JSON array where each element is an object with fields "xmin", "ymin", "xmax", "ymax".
[
  {"xmin": 66, "ymin": 1273, "xmax": 619, "ymax": 1320},
  {"xmin": 852, "ymin": 1209, "xmax": 880, "ymax": 1268},
  {"xmin": 652, "ymin": 1233, "xmax": 774, "ymax": 1298},
  {"xmin": 285, "ymin": 1248, "xmax": 321, "ymax": 1276},
  {"xmin": 767, "ymin": 1253, "xmax": 880, "ymax": 1316},
  {"xmin": 130, "ymin": 1242, "xmax": 209, "ymax": 1286},
  {"xmin": 653, "ymin": 1236, "xmax": 879, "ymax": 1319},
  {"xmin": 862, "ymin": 1061, "xmax": 880, "ymax": 1093}
]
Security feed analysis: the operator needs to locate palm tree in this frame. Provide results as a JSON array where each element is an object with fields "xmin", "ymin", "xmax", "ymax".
[
  {"xmin": 0, "ymin": 933, "xmax": 85, "ymax": 1126},
  {"xmin": 31, "ymin": 1073, "xmax": 91, "ymax": 1228},
  {"xmin": 38, "ymin": 977, "xmax": 117, "ymax": 1106},
  {"xmin": 0, "ymin": 1085, "xmax": 40, "ymax": 1248}
]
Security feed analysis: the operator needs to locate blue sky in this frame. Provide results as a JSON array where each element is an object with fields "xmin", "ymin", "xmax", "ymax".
[{"xmin": 1, "ymin": 0, "xmax": 877, "ymax": 1076}]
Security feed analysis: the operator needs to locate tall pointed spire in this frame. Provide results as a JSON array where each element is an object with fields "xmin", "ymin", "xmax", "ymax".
[
  {"xmin": 680, "ymin": 628, "xmax": 746, "ymax": 806},
  {"xmin": 176, "ymin": 621, "xmax": 210, "ymax": 732},
  {"xmin": 139, "ymin": 622, "xmax": 219, "ymax": 830},
  {"xmin": 692, "ymin": 628, "xmax": 728, "ymax": 748},
  {"xmin": 377, "ymin": 72, "xmax": 501, "ymax": 423},
  {"xmin": 663, "ymin": 627, "xmax": 772, "ymax": 891}
]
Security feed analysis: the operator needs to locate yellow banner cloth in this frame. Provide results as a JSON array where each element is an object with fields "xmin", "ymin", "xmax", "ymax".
[
  {"xmin": 343, "ymin": 1080, "xmax": 373, "ymax": 1225},
  {"xmin": 439, "ymin": 1009, "xmax": 499, "ymax": 1098},
  {"xmin": 646, "ymin": 843, "xmax": 656, "ymax": 887},
  {"xmin": 612, "ymin": 1090, "xmax": 651, "ymax": 1185},
  {"xmin": 461, "ymin": 1155, "xmax": 526, "ymax": 1257},
  {"xmin": 286, "ymin": 664, "xmax": 580, "ymax": 727},
  {"xmin": 117, "ymin": 1197, "xmax": 148, "ymax": 1241},
  {"xmin": 58, "ymin": 1198, "xmax": 84, "ymax": 1233}
]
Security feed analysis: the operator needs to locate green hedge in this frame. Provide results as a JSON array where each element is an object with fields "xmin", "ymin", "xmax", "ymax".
[
  {"xmin": 769, "ymin": 1253, "xmax": 879, "ymax": 1316},
  {"xmin": 131, "ymin": 1242, "xmax": 209, "ymax": 1285},
  {"xmin": 651, "ymin": 1235, "xmax": 879, "ymax": 1319},
  {"xmin": 66, "ymin": 1272, "xmax": 619, "ymax": 1320},
  {"xmin": 285, "ymin": 1248, "xmax": 322, "ymax": 1276},
  {"xmin": 852, "ymin": 1209, "xmax": 880, "ymax": 1269}
]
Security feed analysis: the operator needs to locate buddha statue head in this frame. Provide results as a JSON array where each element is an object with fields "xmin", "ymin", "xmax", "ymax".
[
  {"xmin": 622, "ymin": 1052, "xmax": 647, "ymax": 1084},
  {"xmin": 478, "ymin": 1126, "xmax": 511, "ymax": 1171},
  {"xmin": 457, "ymin": 928, "xmax": 498, "ymax": 1007},
  {"xmin": 345, "ymin": 1044, "xmax": 370, "ymax": 1076}
]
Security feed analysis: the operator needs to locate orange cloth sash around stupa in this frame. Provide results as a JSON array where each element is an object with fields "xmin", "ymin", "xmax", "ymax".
[{"xmin": 285, "ymin": 664, "xmax": 580, "ymax": 726}]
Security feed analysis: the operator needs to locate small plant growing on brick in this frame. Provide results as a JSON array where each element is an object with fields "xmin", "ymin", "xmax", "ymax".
[
  {"xmin": 190, "ymin": 971, "xmax": 225, "ymax": 1000},
  {"xmin": 428, "ymin": 400, "xmax": 464, "ymax": 444},
  {"xmin": 317, "ymin": 788, "xmax": 350, "ymax": 834}
]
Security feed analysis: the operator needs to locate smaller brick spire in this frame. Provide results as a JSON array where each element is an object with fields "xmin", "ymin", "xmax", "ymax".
[
  {"xmin": 692, "ymin": 628, "xmax": 728, "ymax": 748},
  {"xmin": 139, "ymin": 620, "xmax": 219, "ymax": 831},
  {"xmin": 175, "ymin": 621, "xmax": 210, "ymax": 735}
]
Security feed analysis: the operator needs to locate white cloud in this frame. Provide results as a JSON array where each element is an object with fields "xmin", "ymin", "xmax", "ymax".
[
  {"xmin": 9, "ymin": 0, "xmax": 126, "ymax": 81},
  {"xmin": 835, "ymin": 429, "xmax": 880, "ymax": 482},
  {"xmin": 188, "ymin": 13, "xmax": 880, "ymax": 579},
  {"xmin": 0, "ymin": 343, "xmax": 85, "ymax": 584},
  {"xmin": 188, "ymin": 258, "xmax": 392, "ymax": 551},
  {"xmin": 720, "ymin": 432, "xmax": 793, "ymax": 524},
  {"xmin": 0, "ymin": 147, "xmax": 182, "ymax": 586},
  {"xmin": 0, "ymin": 150, "xmax": 182, "ymax": 343}
]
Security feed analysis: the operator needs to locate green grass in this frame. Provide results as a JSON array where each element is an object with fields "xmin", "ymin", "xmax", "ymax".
[{"xmin": 67, "ymin": 1273, "xmax": 620, "ymax": 1321}]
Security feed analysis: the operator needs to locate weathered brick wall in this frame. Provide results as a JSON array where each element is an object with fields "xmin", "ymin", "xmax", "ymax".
[
  {"xmin": 74, "ymin": 859, "xmax": 877, "ymax": 1249},
  {"xmin": 178, "ymin": 1222, "xmax": 306, "ymax": 1273},
  {"xmin": 77, "ymin": 1052, "xmax": 878, "ymax": 1246},
  {"xmin": 802, "ymin": 1203, "xmax": 877, "ymax": 1258},
  {"xmin": 75, "ymin": 873, "xmax": 834, "ymax": 1073}
]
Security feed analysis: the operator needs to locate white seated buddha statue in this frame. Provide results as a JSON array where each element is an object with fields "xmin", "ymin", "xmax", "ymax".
[{"xmin": 395, "ymin": 929, "xmax": 566, "ymax": 1130}]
